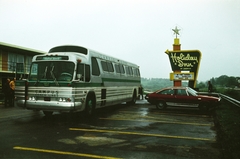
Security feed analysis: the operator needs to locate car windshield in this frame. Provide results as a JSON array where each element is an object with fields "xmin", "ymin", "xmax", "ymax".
[
  {"xmin": 186, "ymin": 87, "xmax": 198, "ymax": 96},
  {"xmin": 29, "ymin": 61, "xmax": 75, "ymax": 82}
]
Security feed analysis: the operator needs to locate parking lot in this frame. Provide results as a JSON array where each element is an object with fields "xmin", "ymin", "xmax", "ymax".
[{"xmin": 0, "ymin": 100, "xmax": 220, "ymax": 159}]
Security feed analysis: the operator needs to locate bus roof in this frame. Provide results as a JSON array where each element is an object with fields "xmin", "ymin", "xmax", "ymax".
[{"xmin": 48, "ymin": 45, "xmax": 139, "ymax": 68}]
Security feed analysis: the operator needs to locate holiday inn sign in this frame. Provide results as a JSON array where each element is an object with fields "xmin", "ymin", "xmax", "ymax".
[{"xmin": 165, "ymin": 50, "xmax": 202, "ymax": 72}]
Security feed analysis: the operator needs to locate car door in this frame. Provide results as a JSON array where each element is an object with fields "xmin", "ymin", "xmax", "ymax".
[
  {"xmin": 174, "ymin": 88, "xmax": 199, "ymax": 107},
  {"xmin": 155, "ymin": 88, "xmax": 175, "ymax": 106}
]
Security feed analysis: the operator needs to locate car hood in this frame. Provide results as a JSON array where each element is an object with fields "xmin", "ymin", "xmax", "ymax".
[
  {"xmin": 197, "ymin": 94, "xmax": 221, "ymax": 101},
  {"xmin": 197, "ymin": 92, "xmax": 220, "ymax": 98}
]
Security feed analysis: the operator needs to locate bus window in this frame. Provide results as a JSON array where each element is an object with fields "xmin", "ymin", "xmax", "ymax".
[
  {"xmin": 119, "ymin": 64, "xmax": 125, "ymax": 74},
  {"xmin": 29, "ymin": 61, "xmax": 74, "ymax": 81},
  {"xmin": 125, "ymin": 66, "xmax": 130, "ymax": 75},
  {"xmin": 101, "ymin": 61, "xmax": 114, "ymax": 72},
  {"xmin": 91, "ymin": 57, "xmax": 100, "ymax": 76},
  {"xmin": 77, "ymin": 63, "xmax": 84, "ymax": 81},
  {"xmin": 101, "ymin": 61, "xmax": 108, "ymax": 72},
  {"xmin": 126, "ymin": 66, "xmax": 133, "ymax": 75},
  {"xmin": 107, "ymin": 62, "xmax": 114, "ymax": 72},
  {"xmin": 76, "ymin": 63, "xmax": 90, "ymax": 82},
  {"xmin": 133, "ymin": 68, "xmax": 140, "ymax": 76},
  {"xmin": 29, "ymin": 63, "xmax": 38, "ymax": 80},
  {"xmin": 129, "ymin": 67, "xmax": 133, "ymax": 75},
  {"xmin": 137, "ymin": 68, "xmax": 140, "ymax": 76},
  {"xmin": 115, "ymin": 64, "xmax": 120, "ymax": 73},
  {"xmin": 58, "ymin": 62, "xmax": 74, "ymax": 81},
  {"xmin": 85, "ymin": 65, "xmax": 90, "ymax": 82}
]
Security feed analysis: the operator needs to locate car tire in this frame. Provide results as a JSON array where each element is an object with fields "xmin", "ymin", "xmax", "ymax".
[
  {"xmin": 156, "ymin": 101, "xmax": 166, "ymax": 110},
  {"xmin": 199, "ymin": 103, "xmax": 209, "ymax": 112}
]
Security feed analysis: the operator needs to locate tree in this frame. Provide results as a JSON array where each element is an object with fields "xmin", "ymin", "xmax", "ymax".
[{"xmin": 196, "ymin": 81, "xmax": 206, "ymax": 89}]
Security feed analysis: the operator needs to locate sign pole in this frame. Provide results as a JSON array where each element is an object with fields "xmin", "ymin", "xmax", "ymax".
[{"xmin": 172, "ymin": 27, "xmax": 182, "ymax": 87}]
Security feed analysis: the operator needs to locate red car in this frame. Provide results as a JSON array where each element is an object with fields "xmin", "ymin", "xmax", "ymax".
[{"xmin": 145, "ymin": 86, "xmax": 221, "ymax": 111}]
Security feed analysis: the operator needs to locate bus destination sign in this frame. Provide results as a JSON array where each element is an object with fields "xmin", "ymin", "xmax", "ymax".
[{"xmin": 36, "ymin": 56, "xmax": 69, "ymax": 61}]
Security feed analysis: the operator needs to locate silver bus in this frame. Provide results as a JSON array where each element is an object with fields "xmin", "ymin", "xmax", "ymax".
[{"xmin": 15, "ymin": 45, "xmax": 141, "ymax": 116}]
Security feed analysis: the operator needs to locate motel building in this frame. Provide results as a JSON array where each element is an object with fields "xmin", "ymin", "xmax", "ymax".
[{"xmin": 0, "ymin": 42, "xmax": 46, "ymax": 100}]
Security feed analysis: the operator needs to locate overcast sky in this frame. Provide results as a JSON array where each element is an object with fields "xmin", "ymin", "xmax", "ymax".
[{"xmin": 1, "ymin": 0, "xmax": 239, "ymax": 82}]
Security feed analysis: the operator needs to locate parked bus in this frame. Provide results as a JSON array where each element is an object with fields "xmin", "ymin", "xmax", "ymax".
[{"xmin": 15, "ymin": 45, "xmax": 141, "ymax": 116}]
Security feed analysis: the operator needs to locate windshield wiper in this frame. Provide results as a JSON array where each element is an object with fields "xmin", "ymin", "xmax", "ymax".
[
  {"xmin": 34, "ymin": 78, "xmax": 39, "ymax": 86},
  {"xmin": 50, "ymin": 66, "xmax": 59, "ymax": 86},
  {"xmin": 35, "ymin": 66, "xmax": 48, "ymax": 86},
  {"xmin": 43, "ymin": 66, "xmax": 48, "ymax": 79}
]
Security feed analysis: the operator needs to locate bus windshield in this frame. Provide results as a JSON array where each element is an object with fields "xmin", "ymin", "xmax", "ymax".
[{"xmin": 29, "ymin": 61, "xmax": 75, "ymax": 82}]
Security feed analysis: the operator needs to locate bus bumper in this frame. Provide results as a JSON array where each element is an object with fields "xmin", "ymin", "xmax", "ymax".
[{"xmin": 16, "ymin": 100, "xmax": 84, "ymax": 112}]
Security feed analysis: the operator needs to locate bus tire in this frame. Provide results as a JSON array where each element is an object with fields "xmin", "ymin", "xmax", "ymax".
[
  {"xmin": 43, "ymin": 111, "xmax": 53, "ymax": 116},
  {"xmin": 127, "ymin": 89, "xmax": 137, "ymax": 105},
  {"xmin": 85, "ymin": 94, "xmax": 96, "ymax": 116}
]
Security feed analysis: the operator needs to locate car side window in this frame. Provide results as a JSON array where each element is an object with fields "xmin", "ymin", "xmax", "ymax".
[
  {"xmin": 176, "ymin": 89, "xmax": 187, "ymax": 96},
  {"xmin": 159, "ymin": 89, "xmax": 174, "ymax": 95}
]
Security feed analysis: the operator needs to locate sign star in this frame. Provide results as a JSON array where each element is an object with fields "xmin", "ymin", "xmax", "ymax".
[{"xmin": 172, "ymin": 26, "xmax": 180, "ymax": 38}]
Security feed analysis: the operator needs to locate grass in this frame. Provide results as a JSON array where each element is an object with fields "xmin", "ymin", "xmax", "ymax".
[{"xmin": 214, "ymin": 99, "xmax": 240, "ymax": 159}]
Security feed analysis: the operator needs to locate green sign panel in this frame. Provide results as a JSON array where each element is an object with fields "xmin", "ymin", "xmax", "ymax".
[{"xmin": 165, "ymin": 50, "xmax": 202, "ymax": 72}]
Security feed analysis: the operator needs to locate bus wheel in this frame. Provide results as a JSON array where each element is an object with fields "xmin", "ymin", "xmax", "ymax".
[
  {"xmin": 85, "ymin": 96, "xmax": 95, "ymax": 116},
  {"xmin": 132, "ymin": 92, "xmax": 137, "ymax": 104},
  {"xmin": 43, "ymin": 111, "xmax": 53, "ymax": 116},
  {"xmin": 127, "ymin": 90, "xmax": 137, "ymax": 105}
]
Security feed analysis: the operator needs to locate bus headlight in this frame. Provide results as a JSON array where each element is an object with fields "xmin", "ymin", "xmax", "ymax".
[
  {"xmin": 59, "ymin": 98, "xmax": 71, "ymax": 102},
  {"xmin": 29, "ymin": 97, "xmax": 36, "ymax": 101}
]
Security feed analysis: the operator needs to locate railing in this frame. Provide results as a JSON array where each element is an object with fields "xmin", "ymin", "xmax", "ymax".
[{"xmin": 219, "ymin": 94, "xmax": 240, "ymax": 108}]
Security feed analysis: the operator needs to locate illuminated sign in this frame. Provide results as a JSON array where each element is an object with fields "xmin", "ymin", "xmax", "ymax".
[
  {"xmin": 170, "ymin": 72, "xmax": 194, "ymax": 81},
  {"xmin": 36, "ymin": 56, "xmax": 69, "ymax": 61},
  {"xmin": 165, "ymin": 50, "xmax": 201, "ymax": 71}
]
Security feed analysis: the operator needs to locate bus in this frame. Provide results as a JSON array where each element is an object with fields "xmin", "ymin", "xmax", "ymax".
[{"xmin": 15, "ymin": 45, "xmax": 141, "ymax": 116}]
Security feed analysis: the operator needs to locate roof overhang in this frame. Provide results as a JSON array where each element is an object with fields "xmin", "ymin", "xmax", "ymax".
[{"xmin": 0, "ymin": 42, "xmax": 46, "ymax": 56}]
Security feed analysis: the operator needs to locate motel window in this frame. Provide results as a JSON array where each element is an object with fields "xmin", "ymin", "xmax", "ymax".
[{"xmin": 8, "ymin": 53, "xmax": 24, "ymax": 72}]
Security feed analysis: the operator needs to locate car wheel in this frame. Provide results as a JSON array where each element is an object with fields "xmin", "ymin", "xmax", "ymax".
[
  {"xmin": 156, "ymin": 101, "xmax": 166, "ymax": 110},
  {"xmin": 199, "ymin": 103, "xmax": 209, "ymax": 112}
]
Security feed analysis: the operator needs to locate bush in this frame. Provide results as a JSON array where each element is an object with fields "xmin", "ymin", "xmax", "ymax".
[{"xmin": 214, "ymin": 100, "xmax": 240, "ymax": 158}]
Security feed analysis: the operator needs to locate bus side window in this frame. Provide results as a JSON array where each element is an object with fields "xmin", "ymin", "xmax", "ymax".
[
  {"xmin": 125, "ymin": 66, "xmax": 130, "ymax": 75},
  {"xmin": 133, "ymin": 68, "xmax": 140, "ymax": 77},
  {"xmin": 85, "ymin": 65, "xmax": 90, "ymax": 82},
  {"xmin": 76, "ymin": 63, "xmax": 84, "ymax": 81},
  {"xmin": 119, "ymin": 64, "xmax": 125, "ymax": 74},
  {"xmin": 91, "ymin": 57, "xmax": 100, "ymax": 76},
  {"xmin": 126, "ymin": 66, "xmax": 133, "ymax": 75},
  {"xmin": 115, "ymin": 64, "xmax": 120, "ymax": 73},
  {"xmin": 129, "ymin": 67, "xmax": 133, "ymax": 75},
  {"xmin": 107, "ymin": 62, "xmax": 114, "ymax": 72},
  {"xmin": 137, "ymin": 68, "xmax": 140, "ymax": 77},
  {"xmin": 101, "ymin": 61, "xmax": 108, "ymax": 72},
  {"xmin": 76, "ymin": 63, "xmax": 90, "ymax": 82}
]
